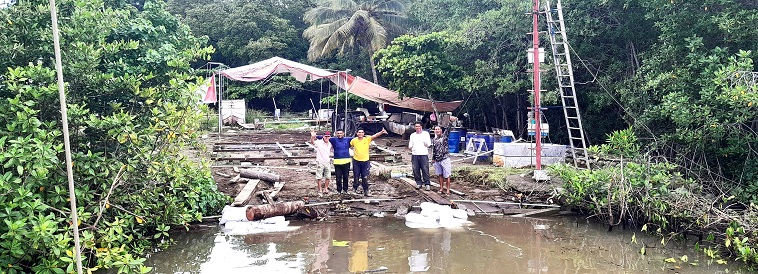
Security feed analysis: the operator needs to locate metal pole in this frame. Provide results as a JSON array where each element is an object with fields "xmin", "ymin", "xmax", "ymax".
[
  {"xmin": 217, "ymin": 74, "xmax": 222, "ymax": 135},
  {"xmin": 343, "ymin": 71, "xmax": 348, "ymax": 133},
  {"xmin": 334, "ymin": 73, "xmax": 339, "ymax": 133},
  {"xmin": 48, "ymin": 0, "xmax": 83, "ymax": 273},
  {"xmin": 532, "ymin": 0, "xmax": 542, "ymax": 170}
]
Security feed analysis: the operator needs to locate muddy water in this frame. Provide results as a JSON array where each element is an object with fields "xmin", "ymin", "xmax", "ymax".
[{"xmin": 146, "ymin": 217, "xmax": 745, "ymax": 273}]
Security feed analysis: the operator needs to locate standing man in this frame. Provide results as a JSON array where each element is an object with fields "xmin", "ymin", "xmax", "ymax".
[
  {"xmin": 409, "ymin": 122, "xmax": 431, "ymax": 190},
  {"xmin": 311, "ymin": 130, "xmax": 333, "ymax": 196},
  {"xmin": 328, "ymin": 129, "xmax": 353, "ymax": 194},
  {"xmin": 432, "ymin": 126, "xmax": 452, "ymax": 195},
  {"xmin": 350, "ymin": 127, "xmax": 387, "ymax": 196}
]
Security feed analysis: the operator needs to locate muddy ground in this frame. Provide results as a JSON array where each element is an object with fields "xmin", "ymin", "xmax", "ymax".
[{"xmin": 194, "ymin": 130, "xmax": 563, "ymax": 218}]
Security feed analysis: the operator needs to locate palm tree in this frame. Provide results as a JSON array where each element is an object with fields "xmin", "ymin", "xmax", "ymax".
[{"xmin": 303, "ymin": 0, "xmax": 406, "ymax": 83}]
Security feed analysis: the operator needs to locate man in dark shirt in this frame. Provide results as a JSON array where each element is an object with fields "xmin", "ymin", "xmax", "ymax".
[{"xmin": 431, "ymin": 126, "xmax": 452, "ymax": 195}]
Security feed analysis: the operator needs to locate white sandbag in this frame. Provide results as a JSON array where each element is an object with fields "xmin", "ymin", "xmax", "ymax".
[
  {"xmin": 260, "ymin": 216, "xmax": 285, "ymax": 224},
  {"xmin": 419, "ymin": 202, "xmax": 438, "ymax": 212},
  {"xmin": 405, "ymin": 203, "xmax": 473, "ymax": 229},
  {"xmin": 219, "ymin": 205, "xmax": 249, "ymax": 224},
  {"xmin": 222, "ymin": 218, "xmax": 298, "ymax": 235},
  {"xmin": 450, "ymin": 209, "xmax": 468, "ymax": 220}
]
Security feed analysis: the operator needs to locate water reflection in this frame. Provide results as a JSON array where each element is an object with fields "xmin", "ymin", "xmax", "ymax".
[{"xmin": 145, "ymin": 217, "xmax": 746, "ymax": 274}]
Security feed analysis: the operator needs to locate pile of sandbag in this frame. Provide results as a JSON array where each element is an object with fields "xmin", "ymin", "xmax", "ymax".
[
  {"xmin": 219, "ymin": 205, "xmax": 299, "ymax": 235},
  {"xmin": 404, "ymin": 202, "xmax": 472, "ymax": 229}
]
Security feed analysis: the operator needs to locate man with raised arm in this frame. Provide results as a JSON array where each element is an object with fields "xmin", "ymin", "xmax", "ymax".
[
  {"xmin": 432, "ymin": 126, "xmax": 452, "ymax": 195},
  {"xmin": 350, "ymin": 128, "xmax": 387, "ymax": 196},
  {"xmin": 310, "ymin": 129, "xmax": 333, "ymax": 196}
]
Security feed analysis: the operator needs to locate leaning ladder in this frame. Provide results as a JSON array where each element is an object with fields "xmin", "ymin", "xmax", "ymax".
[{"xmin": 543, "ymin": 0, "xmax": 591, "ymax": 168}]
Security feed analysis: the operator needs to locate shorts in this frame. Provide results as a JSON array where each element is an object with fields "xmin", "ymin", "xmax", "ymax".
[
  {"xmin": 433, "ymin": 158, "xmax": 452, "ymax": 178},
  {"xmin": 315, "ymin": 162, "xmax": 331, "ymax": 180}
]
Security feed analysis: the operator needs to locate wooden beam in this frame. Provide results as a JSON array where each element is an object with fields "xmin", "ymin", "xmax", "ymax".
[
  {"xmin": 232, "ymin": 179, "xmax": 260, "ymax": 206},
  {"xmin": 276, "ymin": 142, "xmax": 293, "ymax": 157}
]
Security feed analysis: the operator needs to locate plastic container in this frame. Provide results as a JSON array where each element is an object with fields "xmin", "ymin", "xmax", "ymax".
[
  {"xmin": 501, "ymin": 130, "xmax": 515, "ymax": 143},
  {"xmin": 448, "ymin": 129, "xmax": 461, "ymax": 153}
]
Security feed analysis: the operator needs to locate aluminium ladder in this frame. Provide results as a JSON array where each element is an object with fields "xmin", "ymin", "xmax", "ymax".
[{"xmin": 542, "ymin": 0, "xmax": 591, "ymax": 168}]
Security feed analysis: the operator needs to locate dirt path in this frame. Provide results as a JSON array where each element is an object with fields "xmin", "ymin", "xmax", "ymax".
[{"xmin": 195, "ymin": 130, "xmax": 561, "ymax": 218}]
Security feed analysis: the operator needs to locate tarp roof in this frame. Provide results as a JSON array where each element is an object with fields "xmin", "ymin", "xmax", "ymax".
[
  {"xmin": 217, "ymin": 56, "xmax": 462, "ymax": 112},
  {"xmin": 341, "ymin": 74, "xmax": 462, "ymax": 112}
]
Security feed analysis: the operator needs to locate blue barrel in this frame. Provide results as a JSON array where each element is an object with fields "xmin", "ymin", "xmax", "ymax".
[
  {"xmin": 448, "ymin": 129, "xmax": 461, "ymax": 153},
  {"xmin": 501, "ymin": 135, "xmax": 513, "ymax": 143}
]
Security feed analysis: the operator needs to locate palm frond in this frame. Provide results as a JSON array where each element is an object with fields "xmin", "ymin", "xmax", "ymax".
[
  {"xmin": 374, "ymin": 0, "xmax": 406, "ymax": 14},
  {"xmin": 364, "ymin": 16, "xmax": 387, "ymax": 52}
]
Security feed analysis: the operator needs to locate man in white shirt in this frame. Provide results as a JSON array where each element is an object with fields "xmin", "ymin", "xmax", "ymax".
[
  {"xmin": 408, "ymin": 122, "xmax": 431, "ymax": 190},
  {"xmin": 311, "ymin": 129, "xmax": 333, "ymax": 196}
]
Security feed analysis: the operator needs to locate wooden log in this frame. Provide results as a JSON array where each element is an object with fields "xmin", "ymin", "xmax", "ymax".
[
  {"xmin": 232, "ymin": 179, "xmax": 260, "ymax": 206},
  {"xmin": 239, "ymin": 169, "xmax": 281, "ymax": 182},
  {"xmin": 245, "ymin": 201, "xmax": 305, "ymax": 221}
]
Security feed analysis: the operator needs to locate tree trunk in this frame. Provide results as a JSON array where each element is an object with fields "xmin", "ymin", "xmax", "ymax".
[
  {"xmin": 369, "ymin": 52, "xmax": 379, "ymax": 84},
  {"xmin": 239, "ymin": 169, "xmax": 281, "ymax": 182},
  {"xmin": 426, "ymin": 91, "xmax": 439, "ymax": 125},
  {"xmin": 245, "ymin": 201, "xmax": 305, "ymax": 221}
]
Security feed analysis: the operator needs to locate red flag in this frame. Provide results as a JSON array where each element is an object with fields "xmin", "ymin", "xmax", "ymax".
[{"xmin": 202, "ymin": 75, "xmax": 216, "ymax": 103}]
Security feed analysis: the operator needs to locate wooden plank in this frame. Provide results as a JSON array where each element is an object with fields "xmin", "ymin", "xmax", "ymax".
[
  {"xmin": 373, "ymin": 144, "xmax": 398, "ymax": 155},
  {"xmin": 232, "ymin": 179, "xmax": 260, "ymax": 206},
  {"xmin": 511, "ymin": 207, "xmax": 560, "ymax": 218},
  {"xmin": 276, "ymin": 142, "xmax": 293, "ymax": 157},
  {"xmin": 269, "ymin": 181, "xmax": 286, "ymax": 199},
  {"xmin": 501, "ymin": 208, "xmax": 539, "ymax": 215},
  {"xmin": 454, "ymin": 201, "xmax": 501, "ymax": 213},
  {"xmin": 396, "ymin": 177, "xmax": 450, "ymax": 205},
  {"xmin": 305, "ymin": 141, "xmax": 315, "ymax": 149},
  {"xmin": 450, "ymin": 200, "xmax": 560, "ymax": 208}
]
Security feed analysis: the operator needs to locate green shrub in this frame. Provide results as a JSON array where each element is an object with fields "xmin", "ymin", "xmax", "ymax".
[{"xmin": 0, "ymin": 1, "xmax": 229, "ymax": 272}]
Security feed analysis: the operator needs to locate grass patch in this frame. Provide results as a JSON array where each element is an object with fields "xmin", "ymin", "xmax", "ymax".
[{"xmin": 454, "ymin": 166, "xmax": 529, "ymax": 190}]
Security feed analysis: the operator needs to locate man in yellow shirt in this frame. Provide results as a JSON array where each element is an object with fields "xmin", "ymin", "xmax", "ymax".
[{"xmin": 350, "ymin": 127, "xmax": 387, "ymax": 196}]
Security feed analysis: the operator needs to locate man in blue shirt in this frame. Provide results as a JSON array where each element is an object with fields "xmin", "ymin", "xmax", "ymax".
[{"xmin": 329, "ymin": 129, "xmax": 353, "ymax": 194}]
